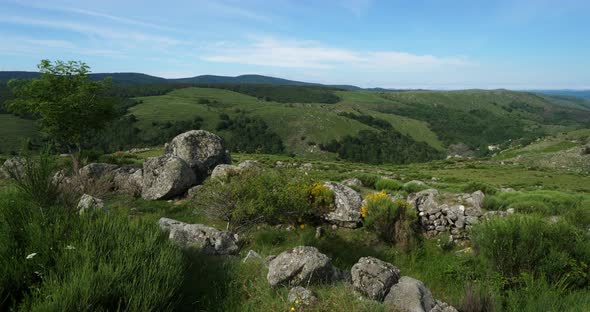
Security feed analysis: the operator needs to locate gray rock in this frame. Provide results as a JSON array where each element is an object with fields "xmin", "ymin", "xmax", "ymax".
[
  {"xmin": 186, "ymin": 185, "xmax": 204, "ymax": 199},
  {"xmin": 79, "ymin": 163, "xmax": 118, "ymax": 182},
  {"xmin": 351, "ymin": 257, "xmax": 401, "ymax": 301},
  {"xmin": 315, "ymin": 226, "xmax": 323, "ymax": 239},
  {"xmin": 430, "ymin": 300, "xmax": 459, "ymax": 312},
  {"xmin": 141, "ymin": 155, "xmax": 196, "ymax": 200},
  {"xmin": 384, "ymin": 276, "xmax": 435, "ymax": 312},
  {"xmin": 1, "ymin": 157, "xmax": 25, "ymax": 179},
  {"xmin": 210, "ymin": 164, "xmax": 240, "ymax": 181},
  {"xmin": 267, "ymin": 246, "xmax": 338, "ymax": 287},
  {"xmin": 470, "ymin": 191, "xmax": 485, "ymax": 210},
  {"xmin": 158, "ymin": 217, "xmax": 238, "ymax": 255},
  {"xmin": 243, "ymin": 250, "xmax": 264, "ymax": 264},
  {"xmin": 288, "ymin": 286, "xmax": 318, "ymax": 306},
  {"xmin": 237, "ymin": 160, "xmax": 261, "ymax": 171},
  {"xmin": 342, "ymin": 178, "xmax": 363, "ymax": 188},
  {"xmin": 500, "ymin": 187, "xmax": 516, "ymax": 193},
  {"xmin": 301, "ymin": 163, "xmax": 313, "ymax": 170},
  {"xmin": 112, "ymin": 165, "xmax": 143, "ymax": 196},
  {"xmin": 77, "ymin": 194, "xmax": 104, "ymax": 215},
  {"xmin": 323, "ymin": 182, "xmax": 363, "ymax": 228},
  {"xmin": 165, "ymin": 130, "xmax": 231, "ymax": 181},
  {"xmin": 405, "ymin": 180, "xmax": 426, "ymax": 187}
]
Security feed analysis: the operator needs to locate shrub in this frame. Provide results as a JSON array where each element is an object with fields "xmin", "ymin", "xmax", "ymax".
[
  {"xmin": 563, "ymin": 201, "xmax": 590, "ymax": 230},
  {"xmin": 79, "ymin": 149, "xmax": 104, "ymax": 163},
  {"xmin": 462, "ymin": 181, "xmax": 498, "ymax": 195},
  {"xmin": 353, "ymin": 173, "xmax": 380, "ymax": 188},
  {"xmin": 195, "ymin": 169, "xmax": 322, "ymax": 232},
  {"xmin": 472, "ymin": 214, "xmax": 590, "ymax": 288},
  {"xmin": 402, "ymin": 182, "xmax": 427, "ymax": 194},
  {"xmin": 493, "ymin": 190, "xmax": 582, "ymax": 216},
  {"xmin": 362, "ymin": 191, "xmax": 417, "ymax": 249},
  {"xmin": 375, "ymin": 179, "xmax": 403, "ymax": 192},
  {"xmin": 308, "ymin": 182, "xmax": 335, "ymax": 216},
  {"xmin": 0, "ymin": 191, "xmax": 185, "ymax": 311}
]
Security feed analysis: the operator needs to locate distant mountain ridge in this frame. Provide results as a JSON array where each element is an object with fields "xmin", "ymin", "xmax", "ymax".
[{"xmin": 0, "ymin": 71, "xmax": 361, "ymax": 90}]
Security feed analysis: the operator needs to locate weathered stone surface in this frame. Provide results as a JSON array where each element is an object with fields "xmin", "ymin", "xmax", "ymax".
[
  {"xmin": 158, "ymin": 217, "xmax": 239, "ymax": 255},
  {"xmin": 384, "ymin": 276, "xmax": 435, "ymax": 312},
  {"xmin": 351, "ymin": 257, "xmax": 401, "ymax": 301},
  {"xmin": 430, "ymin": 300, "xmax": 459, "ymax": 312},
  {"xmin": 342, "ymin": 177, "xmax": 363, "ymax": 188},
  {"xmin": 112, "ymin": 165, "xmax": 143, "ymax": 196},
  {"xmin": 237, "ymin": 160, "xmax": 261, "ymax": 171},
  {"xmin": 404, "ymin": 180, "xmax": 426, "ymax": 187},
  {"xmin": 141, "ymin": 155, "xmax": 196, "ymax": 200},
  {"xmin": 288, "ymin": 286, "xmax": 318, "ymax": 306},
  {"xmin": 165, "ymin": 130, "xmax": 231, "ymax": 181},
  {"xmin": 79, "ymin": 163, "xmax": 118, "ymax": 182},
  {"xmin": 243, "ymin": 250, "xmax": 264, "ymax": 264},
  {"xmin": 186, "ymin": 185, "xmax": 204, "ymax": 199},
  {"xmin": 77, "ymin": 194, "xmax": 104, "ymax": 215},
  {"xmin": 267, "ymin": 246, "xmax": 338, "ymax": 287},
  {"xmin": 1, "ymin": 157, "xmax": 25, "ymax": 179},
  {"xmin": 323, "ymin": 182, "xmax": 363, "ymax": 228},
  {"xmin": 210, "ymin": 164, "xmax": 240, "ymax": 181}
]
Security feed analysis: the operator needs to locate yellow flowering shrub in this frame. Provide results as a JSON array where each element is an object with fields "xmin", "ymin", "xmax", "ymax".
[
  {"xmin": 363, "ymin": 191, "xmax": 418, "ymax": 248},
  {"xmin": 308, "ymin": 183, "xmax": 335, "ymax": 215}
]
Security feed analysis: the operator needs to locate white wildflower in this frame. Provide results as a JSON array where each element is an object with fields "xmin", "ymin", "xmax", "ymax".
[
  {"xmin": 66, "ymin": 245, "xmax": 75, "ymax": 250},
  {"xmin": 26, "ymin": 252, "xmax": 37, "ymax": 260}
]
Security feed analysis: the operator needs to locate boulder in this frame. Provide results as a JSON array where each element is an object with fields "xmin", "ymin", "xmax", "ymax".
[
  {"xmin": 288, "ymin": 286, "xmax": 318, "ymax": 306},
  {"xmin": 79, "ymin": 163, "xmax": 118, "ymax": 182},
  {"xmin": 384, "ymin": 276, "xmax": 435, "ymax": 312},
  {"xmin": 77, "ymin": 194, "xmax": 105, "ymax": 215},
  {"xmin": 469, "ymin": 191, "xmax": 485, "ymax": 210},
  {"xmin": 323, "ymin": 182, "xmax": 363, "ymax": 228},
  {"xmin": 211, "ymin": 164, "xmax": 240, "ymax": 181},
  {"xmin": 165, "ymin": 130, "xmax": 231, "ymax": 181},
  {"xmin": 430, "ymin": 300, "xmax": 459, "ymax": 312},
  {"xmin": 351, "ymin": 257, "xmax": 401, "ymax": 301},
  {"xmin": 112, "ymin": 165, "xmax": 143, "ymax": 196},
  {"xmin": 237, "ymin": 160, "xmax": 261, "ymax": 171},
  {"xmin": 186, "ymin": 185, "xmax": 204, "ymax": 199},
  {"xmin": 267, "ymin": 246, "xmax": 339, "ymax": 287},
  {"xmin": 158, "ymin": 217, "xmax": 239, "ymax": 255},
  {"xmin": 404, "ymin": 180, "xmax": 426, "ymax": 187},
  {"xmin": 342, "ymin": 178, "xmax": 363, "ymax": 188},
  {"xmin": 243, "ymin": 250, "xmax": 264, "ymax": 264},
  {"xmin": 141, "ymin": 155, "xmax": 196, "ymax": 200},
  {"xmin": 1, "ymin": 157, "xmax": 25, "ymax": 179}
]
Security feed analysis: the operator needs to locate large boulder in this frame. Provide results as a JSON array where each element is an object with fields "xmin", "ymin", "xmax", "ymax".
[
  {"xmin": 384, "ymin": 276, "xmax": 435, "ymax": 312},
  {"xmin": 267, "ymin": 246, "xmax": 339, "ymax": 287},
  {"xmin": 210, "ymin": 164, "xmax": 240, "ymax": 181},
  {"xmin": 79, "ymin": 163, "xmax": 118, "ymax": 182},
  {"xmin": 165, "ymin": 130, "xmax": 231, "ymax": 181},
  {"xmin": 158, "ymin": 217, "xmax": 239, "ymax": 255},
  {"xmin": 112, "ymin": 165, "xmax": 143, "ymax": 196},
  {"xmin": 351, "ymin": 257, "xmax": 401, "ymax": 301},
  {"xmin": 323, "ymin": 182, "xmax": 363, "ymax": 228},
  {"xmin": 77, "ymin": 194, "xmax": 105, "ymax": 215},
  {"xmin": 141, "ymin": 155, "xmax": 196, "ymax": 200},
  {"xmin": 1, "ymin": 157, "xmax": 26, "ymax": 179}
]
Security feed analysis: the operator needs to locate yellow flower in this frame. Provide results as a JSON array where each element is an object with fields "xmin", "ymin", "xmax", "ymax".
[
  {"xmin": 291, "ymin": 307, "xmax": 295, "ymax": 311},
  {"xmin": 299, "ymin": 224, "xmax": 305, "ymax": 229},
  {"xmin": 361, "ymin": 206, "xmax": 368, "ymax": 218}
]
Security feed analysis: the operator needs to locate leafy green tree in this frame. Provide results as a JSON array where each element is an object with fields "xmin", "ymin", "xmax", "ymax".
[{"xmin": 7, "ymin": 60, "xmax": 115, "ymax": 169}]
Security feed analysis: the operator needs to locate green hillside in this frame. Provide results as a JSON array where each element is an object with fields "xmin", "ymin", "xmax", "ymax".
[{"xmin": 0, "ymin": 114, "xmax": 37, "ymax": 153}]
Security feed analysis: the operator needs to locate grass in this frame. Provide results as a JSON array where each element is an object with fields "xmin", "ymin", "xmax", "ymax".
[{"xmin": 0, "ymin": 114, "xmax": 37, "ymax": 153}]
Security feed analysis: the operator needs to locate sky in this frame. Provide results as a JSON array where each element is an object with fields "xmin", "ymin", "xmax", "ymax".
[{"xmin": 0, "ymin": 0, "xmax": 589, "ymax": 89}]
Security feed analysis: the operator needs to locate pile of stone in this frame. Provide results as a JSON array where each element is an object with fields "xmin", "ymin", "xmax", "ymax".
[{"xmin": 409, "ymin": 189, "xmax": 512, "ymax": 242}]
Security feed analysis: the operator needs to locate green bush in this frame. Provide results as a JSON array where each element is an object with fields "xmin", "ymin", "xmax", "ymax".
[
  {"xmin": 0, "ymin": 191, "xmax": 185, "ymax": 311},
  {"xmin": 472, "ymin": 214, "xmax": 590, "ymax": 288},
  {"xmin": 462, "ymin": 181, "xmax": 498, "ymax": 195},
  {"xmin": 195, "ymin": 169, "xmax": 321, "ymax": 232},
  {"xmin": 375, "ymin": 179, "xmax": 403, "ymax": 192},
  {"xmin": 402, "ymin": 182, "xmax": 427, "ymax": 194},
  {"xmin": 79, "ymin": 149, "xmax": 104, "ymax": 163},
  {"xmin": 352, "ymin": 173, "xmax": 380, "ymax": 188}
]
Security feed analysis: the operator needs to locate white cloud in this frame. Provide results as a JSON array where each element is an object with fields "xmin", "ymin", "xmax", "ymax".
[{"xmin": 202, "ymin": 36, "xmax": 473, "ymax": 71}]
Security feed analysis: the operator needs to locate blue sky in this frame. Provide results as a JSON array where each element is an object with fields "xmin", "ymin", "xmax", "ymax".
[{"xmin": 0, "ymin": 0, "xmax": 589, "ymax": 89}]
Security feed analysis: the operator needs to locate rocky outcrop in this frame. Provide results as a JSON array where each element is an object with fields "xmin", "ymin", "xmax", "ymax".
[
  {"xmin": 158, "ymin": 217, "xmax": 239, "ymax": 255},
  {"xmin": 267, "ymin": 246, "xmax": 341, "ymax": 287},
  {"xmin": 79, "ymin": 163, "xmax": 118, "ymax": 182},
  {"xmin": 112, "ymin": 165, "xmax": 143, "ymax": 196},
  {"xmin": 351, "ymin": 257, "xmax": 401, "ymax": 301},
  {"xmin": 323, "ymin": 182, "xmax": 363, "ymax": 228},
  {"xmin": 141, "ymin": 155, "xmax": 196, "ymax": 200},
  {"xmin": 288, "ymin": 286, "xmax": 318, "ymax": 306},
  {"xmin": 211, "ymin": 164, "xmax": 240, "ymax": 180},
  {"xmin": 165, "ymin": 130, "xmax": 231, "ymax": 181},
  {"xmin": 1, "ymin": 157, "xmax": 25, "ymax": 179},
  {"xmin": 384, "ymin": 276, "xmax": 435, "ymax": 312},
  {"xmin": 342, "ymin": 178, "xmax": 363, "ymax": 188},
  {"xmin": 77, "ymin": 194, "xmax": 105, "ymax": 215}
]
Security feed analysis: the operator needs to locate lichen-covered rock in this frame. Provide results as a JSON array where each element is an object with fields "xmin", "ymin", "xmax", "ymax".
[
  {"xmin": 237, "ymin": 160, "xmax": 261, "ymax": 171},
  {"xmin": 79, "ymin": 163, "xmax": 118, "ymax": 182},
  {"xmin": 158, "ymin": 217, "xmax": 239, "ymax": 255},
  {"xmin": 141, "ymin": 155, "xmax": 196, "ymax": 200},
  {"xmin": 211, "ymin": 164, "xmax": 240, "ymax": 181},
  {"xmin": 112, "ymin": 165, "xmax": 143, "ymax": 196},
  {"xmin": 165, "ymin": 130, "xmax": 231, "ymax": 181},
  {"xmin": 267, "ymin": 246, "xmax": 339, "ymax": 287},
  {"xmin": 351, "ymin": 257, "xmax": 401, "ymax": 301},
  {"xmin": 288, "ymin": 286, "xmax": 318, "ymax": 306},
  {"xmin": 384, "ymin": 276, "xmax": 435, "ymax": 312},
  {"xmin": 77, "ymin": 194, "xmax": 105, "ymax": 215},
  {"xmin": 323, "ymin": 182, "xmax": 363, "ymax": 228},
  {"xmin": 243, "ymin": 250, "xmax": 264, "ymax": 264},
  {"xmin": 1, "ymin": 157, "xmax": 25, "ymax": 179},
  {"xmin": 342, "ymin": 177, "xmax": 363, "ymax": 188}
]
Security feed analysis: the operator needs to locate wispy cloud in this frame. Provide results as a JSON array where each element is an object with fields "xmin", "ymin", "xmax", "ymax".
[{"xmin": 202, "ymin": 36, "xmax": 473, "ymax": 70}]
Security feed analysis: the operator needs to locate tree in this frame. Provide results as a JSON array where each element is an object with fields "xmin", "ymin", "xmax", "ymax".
[{"xmin": 7, "ymin": 60, "xmax": 115, "ymax": 169}]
